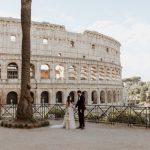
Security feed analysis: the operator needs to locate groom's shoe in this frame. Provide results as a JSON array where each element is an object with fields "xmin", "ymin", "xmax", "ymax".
[{"xmin": 76, "ymin": 126, "xmax": 81, "ymax": 129}]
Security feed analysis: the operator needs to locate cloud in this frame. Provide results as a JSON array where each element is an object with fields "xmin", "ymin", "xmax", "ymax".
[{"xmin": 75, "ymin": 19, "xmax": 150, "ymax": 81}]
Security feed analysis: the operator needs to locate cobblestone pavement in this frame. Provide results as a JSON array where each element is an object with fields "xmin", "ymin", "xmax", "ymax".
[{"xmin": 0, "ymin": 120, "xmax": 150, "ymax": 150}]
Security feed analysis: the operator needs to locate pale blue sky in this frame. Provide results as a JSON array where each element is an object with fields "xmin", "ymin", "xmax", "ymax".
[{"xmin": 0, "ymin": 0, "xmax": 150, "ymax": 81}]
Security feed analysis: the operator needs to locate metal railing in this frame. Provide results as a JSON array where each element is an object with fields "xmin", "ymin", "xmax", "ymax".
[{"xmin": 0, "ymin": 104, "xmax": 150, "ymax": 128}]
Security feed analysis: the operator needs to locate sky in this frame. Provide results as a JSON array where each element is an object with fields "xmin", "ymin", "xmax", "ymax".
[{"xmin": 0, "ymin": 0, "xmax": 150, "ymax": 81}]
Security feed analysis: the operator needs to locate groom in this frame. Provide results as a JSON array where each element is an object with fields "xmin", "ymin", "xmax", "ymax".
[{"xmin": 76, "ymin": 90, "xmax": 85, "ymax": 129}]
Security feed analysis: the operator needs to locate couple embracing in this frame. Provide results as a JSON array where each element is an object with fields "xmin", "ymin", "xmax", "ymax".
[{"xmin": 51, "ymin": 90, "xmax": 85, "ymax": 129}]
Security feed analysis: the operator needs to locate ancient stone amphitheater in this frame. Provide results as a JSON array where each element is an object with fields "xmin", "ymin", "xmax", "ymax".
[{"xmin": 0, "ymin": 17, "xmax": 123, "ymax": 105}]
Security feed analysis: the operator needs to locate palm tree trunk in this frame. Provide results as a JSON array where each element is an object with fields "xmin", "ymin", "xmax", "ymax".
[{"xmin": 16, "ymin": 0, "xmax": 33, "ymax": 121}]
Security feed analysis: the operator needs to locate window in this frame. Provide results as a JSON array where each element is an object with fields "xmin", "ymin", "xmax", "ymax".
[
  {"xmin": 68, "ymin": 65, "xmax": 77, "ymax": 80},
  {"xmin": 43, "ymin": 38, "xmax": 48, "ymax": 44},
  {"xmin": 55, "ymin": 64, "xmax": 64, "ymax": 80},
  {"xmin": 40, "ymin": 64, "xmax": 50, "ymax": 79},
  {"xmin": 70, "ymin": 41, "xmax": 75, "ymax": 47},
  {"xmin": 58, "ymin": 53, "xmax": 61, "ymax": 57},
  {"xmin": 106, "ymin": 47, "xmax": 109, "ymax": 53},
  {"xmin": 92, "ymin": 44, "xmax": 95, "ymax": 49},
  {"xmin": 7, "ymin": 63, "xmax": 18, "ymax": 79},
  {"xmin": 10, "ymin": 35, "xmax": 16, "ymax": 42}
]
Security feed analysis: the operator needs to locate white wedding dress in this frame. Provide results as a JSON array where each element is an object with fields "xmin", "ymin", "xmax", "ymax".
[{"xmin": 51, "ymin": 103, "xmax": 76, "ymax": 129}]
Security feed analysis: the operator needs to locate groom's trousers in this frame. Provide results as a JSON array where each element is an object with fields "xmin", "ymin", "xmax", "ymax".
[{"xmin": 78, "ymin": 109, "xmax": 85, "ymax": 127}]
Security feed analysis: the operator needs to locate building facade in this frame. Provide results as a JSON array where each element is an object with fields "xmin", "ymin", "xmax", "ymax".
[{"xmin": 0, "ymin": 17, "xmax": 123, "ymax": 105}]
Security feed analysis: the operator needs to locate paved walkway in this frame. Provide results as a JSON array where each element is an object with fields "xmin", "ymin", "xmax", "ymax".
[{"xmin": 0, "ymin": 120, "xmax": 150, "ymax": 150}]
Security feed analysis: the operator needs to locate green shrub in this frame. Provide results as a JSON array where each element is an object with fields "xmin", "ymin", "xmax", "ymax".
[
  {"xmin": 45, "ymin": 107, "xmax": 65, "ymax": 118},
  {"xmin": 108, "ymin": 112, "xmax": 147, "ymax": 125}
]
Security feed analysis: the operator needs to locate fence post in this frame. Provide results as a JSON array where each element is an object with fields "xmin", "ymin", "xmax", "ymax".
[
  {"xmin": 128, "ymin": 106, "xmax": 131, "ymax": 127},
  {"xmin": 112, "ymin": 105, "xmax": 115, "ymax": 125},
  {"xmin": 148, "ymin": 107, "xmax": 150, "ymax": 128}
]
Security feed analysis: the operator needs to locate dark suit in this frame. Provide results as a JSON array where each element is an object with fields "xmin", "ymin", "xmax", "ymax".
[{"xmin": 76, "ymin": 94, "xmax": 85, "ymax": 128}]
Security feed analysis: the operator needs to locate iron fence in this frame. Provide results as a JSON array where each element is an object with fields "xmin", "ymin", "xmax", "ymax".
[{"xmin": 0, "ymin": 104, "xmax": 150, "ymax": 128}]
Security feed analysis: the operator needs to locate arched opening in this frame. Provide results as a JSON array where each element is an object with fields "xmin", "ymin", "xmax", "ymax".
[
  {"xmin": 41, "ymin": 91, "xmax": 49, "ymax": 104},
  {"xmin": 30, "ymin": 91, "xmax": 34, "ymax": 104},
  {"xmin": 100, "ymin": 91, "xmax": 105, "ymax": 103},
  {"xmin": 99, "ymin": 66, "xmax": 105, "ymax": 80},
  {"xmin": 106, "ymin": 67, "xmax": 111, "ymax": 80},
  {"xmin": 56, "ymin": 91, "xmax": 63, "ymax": 103},
  {"xmin": 107, "ymin": 91, "xmax": 112, "ymax": 103},
  {"xmin": 91, "ymin": 91, "xmax": 97, "ymax": 104},
  {"xmin": 80, "ymin": 66, "xmax": 88, "ymax": 80},
  {"xmin": 30, "ymin": 64, "xmax": 35, "ymax": 79},
  {"xmin": 40, "ymin": 64, "xmax": 50, "ymax": 79},
  {"xmin": 113, "ymin": 91, "xmax": 116, "ymax": 103},
  {"xmin": 91, "ymin": 66, "xmax": 97, "ymax": 81},
  {"xmin": 68, "ymin": 65, "xmax": 77, "ymax": 80},
  {"xmin": 112, "ymin": 68, "xmax": 116, "ymax": 80},
  {"xmin": 7, "ymin": 91, "xmax": 18, "ymax": 104},
  {"xmin": 7, "ymin": 63, "xmax": 18, "ymax": 79},
  {"xmin": 0, "ymin": 65, "xmax": 1, "ymax": 79},
  {"xmin": 82, "ymin": 91, "xmax": 88, "ymax": 105},
  {"xmin": 55, "ymin": 64, "xmax": 64, "ymax": 80}
]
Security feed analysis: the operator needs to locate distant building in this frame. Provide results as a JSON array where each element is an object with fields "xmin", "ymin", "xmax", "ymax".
[{"xmin": 0, "ymin": 17, "xmax": 123, "ymax": 105}]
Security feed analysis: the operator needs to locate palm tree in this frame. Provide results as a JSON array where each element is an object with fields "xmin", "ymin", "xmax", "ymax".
[{"xmin": 16, "ymin": 0, "xmax": 33, "ymax": 121}]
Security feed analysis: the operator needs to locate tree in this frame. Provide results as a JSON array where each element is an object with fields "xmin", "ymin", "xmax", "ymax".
[
  {"xmin": 16, "ymin": 0, "xmax": 33, "ymax": 121},
  {"xmin": 140, "ymin": 87, "xmax": 146, "ymax": 102}
]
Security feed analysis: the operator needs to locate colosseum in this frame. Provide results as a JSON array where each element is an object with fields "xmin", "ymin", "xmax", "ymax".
[{"xmin": 0, "ymin": 17, "xmax": 123, "ymax": 105}]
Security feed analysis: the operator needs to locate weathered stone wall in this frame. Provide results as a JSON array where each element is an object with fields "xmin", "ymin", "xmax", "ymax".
[{"xmin": 0, "ymin": 17, "xmax": 123, "ymax": 105}]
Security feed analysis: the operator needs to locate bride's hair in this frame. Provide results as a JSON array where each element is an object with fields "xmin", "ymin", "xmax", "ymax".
[{"xmin": 67, "ymin": 96, "xmax": 71, "ymax": 106}]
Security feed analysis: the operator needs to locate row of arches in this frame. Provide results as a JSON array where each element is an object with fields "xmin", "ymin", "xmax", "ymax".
[
  {"xmin": 6, "ymin": 90, "xmax": 120, "ymax": 105},
  {"xmin": 0, "ymin": 63, "xmax": 121, "ymax": 80}
]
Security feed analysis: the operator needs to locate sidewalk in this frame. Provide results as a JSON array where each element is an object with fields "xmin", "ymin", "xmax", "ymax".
[{"xmin": 0, "ymin": 120, "xmax": 150, "ymax": 150}]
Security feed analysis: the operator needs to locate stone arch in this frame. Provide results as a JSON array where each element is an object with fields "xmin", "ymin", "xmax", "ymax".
[
  {"xmin": 40, "ymin": 64, "xmax": 50, "ymax": 79},
  {"xmin": 100, "ymin": 90, "xmax": 105, "ymax": 103},
  {"xmin": 7, "ymin": 63, "xmax": 18, "ymax": 79},
  {"xmin": 91, "ymin": 66, "xmax": 97, "ymax": 81},
  {"xmin": 7, "ymin": 91, "xmax": 18, "ymax": 104},
  {"xmin": 107, "ymin": 90, "xmax": 112, "ymax": 103},
  {"xmin": 55, "ymin": 64, "xmax": 64, "ymax": 80},
  {"xmin": 41, "ymin": 91, "xmax": 49, "ymax": 104},
  {"xmin": 68, "ymin": 65, "xmax": 77, "ymax": 80},
  {"xmin": 30, "ymin": 63, "xmax": 35, "ymax": 79},
  {"xmin": 80, "ymin": 66, "xmax": 88, "ymax": 80},
  {"xmin": 91, "ymin": 90, "xmax": 98, "ymax": 104},
  {"xmin": 82, "ymin": 91, "xmax": 88, "ymax": 105},
  {"xmin": 56, "ymin": 91, "xmax": 63, "ymax": 103}
]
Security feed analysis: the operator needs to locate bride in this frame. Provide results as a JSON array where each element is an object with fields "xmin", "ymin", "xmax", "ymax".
[{"xmin": 51, "ymin": 95, "xmax": 76, "ymax": 129}]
